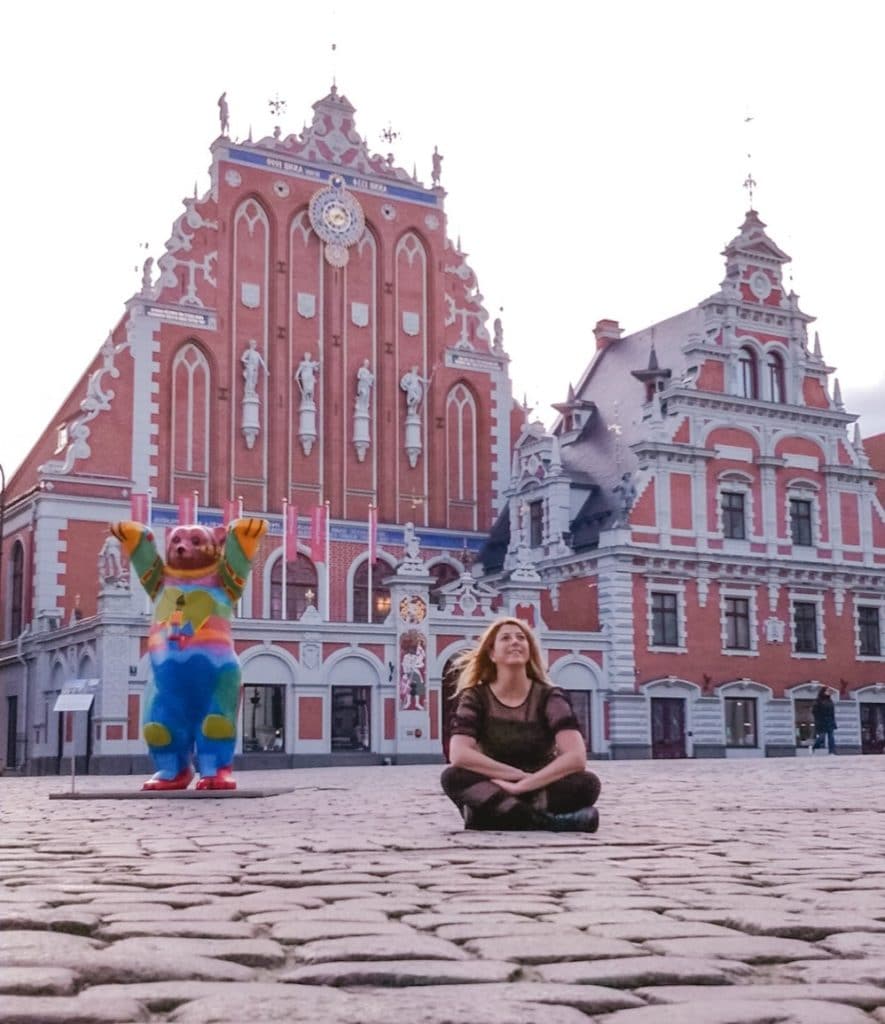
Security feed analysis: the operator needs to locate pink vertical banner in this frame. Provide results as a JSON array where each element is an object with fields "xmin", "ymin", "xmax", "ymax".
[
  {"xmin": 286, "ymin": 503, "xmax": 299, "ymax": 559},
  {"xmin": 368, "ymin": 503, "xmax": 378, "ymax": 562},
  {"xmin": 130, "ymin": 492, "xmax": 150, "ymax": 524},
  {"xmin": 223, "ymin": 499, "xmax": 239, "ymax": 526},
  {"xmin": 309, "ymin": 504, "xmax": 327, "ymax": 563},
  {"xmin": 178, "ymin": 492, "xmax": 195, "ymax": 524}
]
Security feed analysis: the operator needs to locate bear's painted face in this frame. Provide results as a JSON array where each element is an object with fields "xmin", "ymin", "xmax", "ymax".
[{"xmin": 166, "ymin": 526, "xmax": 220, "ymax": 572}]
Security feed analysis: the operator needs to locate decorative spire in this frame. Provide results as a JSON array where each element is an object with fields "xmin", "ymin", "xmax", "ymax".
[
  {"xmin": 833, "ymin": 377, "xmax": 844, "ymax": 410},
  {"xmin": 813, "ymin": 331, "xmax": 822, "ymax": 359}
]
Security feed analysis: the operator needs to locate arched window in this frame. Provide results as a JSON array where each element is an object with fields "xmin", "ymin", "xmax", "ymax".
[
  {"xmin": 9, "ymin": 541, "xmax": 24, "ymax": 638},
  {"xmin": 352, "ymin": 560, "xmax": 392, "ymax": 622},
  {"xmin": 429, "ymin": 562, "xmax": 460, "ymax": 608},
  {"xmin": 270, "ymin": 554, "xmax": 318, "ymax": 621},
  {"xmin": 738, "ymin": 347, "xmax": 758, "ymax": 399},
  {"xmin": 766, "ymin": 351, "xmax": 785, "ymax": 403}
]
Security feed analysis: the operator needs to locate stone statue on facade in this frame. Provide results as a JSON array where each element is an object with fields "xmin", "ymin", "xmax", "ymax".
[
  {"xmin": 98, "ymin": 534, "xmax": 126, "ymax": 588},
  {"xmin": 612, "ymin": 471, "xmax": 637, "ymax": 527},
  {"xmin": 400, "ymin": 366, "xmax": 428, "ymax": 415},
  {"xmin": 218, "ymin": 92, "xmax": 229, "ymax": 136},
  {"xmin": 493, "ymin": 316, "xmax": 504, "ymax": 352},
  {"xmin": 296, "ymin": 352, "xmax": 320, "ymax": 401},
  {"xmin": 431, "ymin": 145, "xmax": 443, "ymax": 187},
  {"xmin": 355, "ymin": 359, "xmax": 374, "ymax": 413},
  {"xmin": 241, "ymin": 339, "xmax": 268, "ymax": 396}
]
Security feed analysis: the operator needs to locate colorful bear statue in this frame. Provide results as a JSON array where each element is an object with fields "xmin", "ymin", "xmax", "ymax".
[{"xmin": 110, "ymin": 517, "xmax": 268, "ymax": 791}]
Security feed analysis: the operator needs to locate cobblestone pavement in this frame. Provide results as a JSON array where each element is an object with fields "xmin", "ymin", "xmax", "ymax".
[{"xmin": 2, "ymin": 756, "xmax": 885, "ymax": 1023}]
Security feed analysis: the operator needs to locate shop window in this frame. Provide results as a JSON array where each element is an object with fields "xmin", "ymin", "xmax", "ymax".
[
  {"xmin": 724, "ymin": 696, "xmax": 757, "ymax": 747},
  {"xmin": 242, "ymin": 684, "xmax": 285, "ymax": 752}
]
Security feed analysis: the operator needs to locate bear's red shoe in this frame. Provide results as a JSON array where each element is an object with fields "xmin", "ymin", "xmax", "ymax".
[
  {"xmin": 195, "ymin": 766, "xmax": 237, "ymax": 791},
  {"xmin": 142, "ymin": 767, "xmax": 194, "ymax": 791}
]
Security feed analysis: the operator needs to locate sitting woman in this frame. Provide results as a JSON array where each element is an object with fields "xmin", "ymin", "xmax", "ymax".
[{"xmin": 441, "ymin": 616, "xmax": 601, "ymax": 832}]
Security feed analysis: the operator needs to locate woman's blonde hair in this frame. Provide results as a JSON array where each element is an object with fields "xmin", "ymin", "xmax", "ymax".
[{"xmin": 453, "ymin": 616, "xmax": 551, "ymax": 694}]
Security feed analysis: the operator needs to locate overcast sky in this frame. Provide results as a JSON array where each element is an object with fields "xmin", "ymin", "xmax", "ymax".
[{"xmin": 2, "ymin": 0, "xmax": 883, "ymax": 479}]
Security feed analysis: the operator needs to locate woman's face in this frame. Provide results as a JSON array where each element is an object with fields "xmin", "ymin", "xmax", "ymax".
[{"xmin": 490, "ymin": 624, "xmax": 530, "ymax": 668}]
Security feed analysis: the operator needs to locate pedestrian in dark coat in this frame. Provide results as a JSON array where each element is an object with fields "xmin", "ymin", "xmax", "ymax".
[{"xmin": 812, "ymin": 686, "xmax": 837, "ymax": 754}]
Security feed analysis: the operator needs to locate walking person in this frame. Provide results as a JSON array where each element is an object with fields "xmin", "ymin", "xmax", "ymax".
[
  {"xmin": 812, "ymin": 686, "xmax": 838, "ymax": 754},
  {"xmin": 440, "ymin": 617, "xmax": 601, "ymax": 832}
]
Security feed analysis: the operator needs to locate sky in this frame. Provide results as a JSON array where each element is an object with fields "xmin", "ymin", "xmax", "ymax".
[{"xmin": 2, "ymin": 0, "xmax": 884, "ymax": 479}]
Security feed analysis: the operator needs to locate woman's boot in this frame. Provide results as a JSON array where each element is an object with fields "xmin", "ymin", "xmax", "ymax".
[{"xmin": 543, "ymin": 806, "xmax": 600, "ymax": 833}]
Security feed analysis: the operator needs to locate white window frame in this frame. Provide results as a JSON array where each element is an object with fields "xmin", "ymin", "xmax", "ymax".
[
  {"xmin": 855, "ymin": 596, "xmax": 885, "ymax": 661},
  {"xmin": 789, "ymin": 591, "xmax": 825, "ymax": 659},
  {"xmin": 785, "ymin": 481, "xmax": 820, "ymax": 548},
  {"xmin": 647, "ymin": 580, "xmax": 687, "ymax": 653},
  {"xmin": 720, "ymin": 587, "xmax": 758, "ymax": 656},
  {"xmin": 716, "ymin": 473, "xmax": 754, "ymax": 545}
]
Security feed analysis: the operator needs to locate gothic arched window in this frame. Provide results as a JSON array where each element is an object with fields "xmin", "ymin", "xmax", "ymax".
[
  {"xmin": 766, "ymin": 351, "xmax": 786, "ymax": 403},
  {"xmin": 738, "ymin": 347, "xmax": 758, "ymax": 399},
  {"xmin": 270, "ymin": 554, "xmax": 318, "ymax": 621},
  {"xmin": 352, "ymin": 560, "xmax": 392, "ymax": 622}
]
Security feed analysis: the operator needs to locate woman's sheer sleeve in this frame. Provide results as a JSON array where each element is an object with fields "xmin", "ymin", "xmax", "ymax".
[
  {"xmin": 449, "ymin": 686, "xmax": 483, "ymax": 740},
  {"xmin": 544, "ymin": 687, "xmax": 581, "ymax": 735}
]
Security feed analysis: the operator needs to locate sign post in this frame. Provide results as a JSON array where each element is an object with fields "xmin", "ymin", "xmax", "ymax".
[{"xmin": 53, "ymin": 679, "xmax": 99, "ymax": 794}]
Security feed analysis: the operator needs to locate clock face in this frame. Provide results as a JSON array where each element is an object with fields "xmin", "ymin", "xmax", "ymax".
[
  {"xmin": 308, "ymin": 182, "xmax": 365, "ymax": 247},
  {"xmin": 749, "ymin": 271, "xmax": 772, "ymax": 300}
]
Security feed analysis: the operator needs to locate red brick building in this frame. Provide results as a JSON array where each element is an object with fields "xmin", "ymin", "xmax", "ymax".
[{"xmin": 1, "ymin": 89, "xmax": 883, "ymax": 773}]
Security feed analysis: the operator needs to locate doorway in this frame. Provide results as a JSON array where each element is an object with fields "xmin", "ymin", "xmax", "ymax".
[
  {"xmin": 860, "ymin": 703, "xmax": 885, "ymax": 754},
  {"xmin": 794, "ymin": 699, "xmax": 815, "ymax": 751},
  {"xmin": 331, "ymin": 686, "xmax": 370, "ymax": 751},
  {"xmin": 651, "ymin": 697, "xmax": 686, "ymax": 758},
  {"xmin": 241, "ymin": 684, "xmax": 286, "ymax": 752},
  {"xmin": 5, "ymin": 696, "xmax": 17, "ymax": 769}
]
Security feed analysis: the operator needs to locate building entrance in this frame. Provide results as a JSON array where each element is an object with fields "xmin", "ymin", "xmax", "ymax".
[
  {"xmin": 860, "ymin": 703, "xmax": 885, "ymax": 754},
  {"xmin": 651, "ymin": 697, "xmax": 686, "ymax": 758},
  {"xmin": 331, "ymin": 686, "xmax": 370, "ymax": 751},
  {"xmin": 241, "ymin": 684, "xmax": 285, "ymax": 753}
]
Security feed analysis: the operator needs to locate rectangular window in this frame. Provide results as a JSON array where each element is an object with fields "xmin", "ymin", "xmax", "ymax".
[
  {"xmin": 793, "ymin": 601, "xmax": 818, "ymax": 653},
  {"xmin": 721, "ymin": 492, "xmax": 746, "ymax": 540},
  {"xmin": 790, "ymin": 498, "xmax": 813, "ymax": 546},
  {"xmin": 859, "ymin": 606, "xmax": 881, "ymax": 657},
  {"xmin": 528, "ymin": 501, "xmax": 543, "ymax": 547},
  {"xmin": 725, "ymin": 597, "xmax": 751, "ymax": 650},
  {"xmin": 725, "ymin": 697, "xmax": 757, "ymax": 747},
  {"xmin": 651, "ymin": 592, "xmax": 679, "ymax": 647}
]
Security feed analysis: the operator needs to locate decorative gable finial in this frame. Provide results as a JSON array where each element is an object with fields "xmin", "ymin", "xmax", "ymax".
[
  {"xmin": 813, "ymin": 331, "xmax": 822, "ymax": 359},
  {"xmin": 833, "ymin": 377, "xmax": 844, "ymax": 410}
]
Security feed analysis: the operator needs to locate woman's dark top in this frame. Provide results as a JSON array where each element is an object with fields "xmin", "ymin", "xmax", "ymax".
[
  {"xmin": 449, "ymin": 680, "xmax": 581, "ymax": 773},
  {"xmin": 813, "ymin": 696, "xmax": 836, "ymax": 731}
]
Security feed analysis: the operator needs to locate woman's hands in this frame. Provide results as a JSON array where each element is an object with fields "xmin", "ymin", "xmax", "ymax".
[{"xmin": 448, "ymin": 735, "xmax": 528, "ymax": 781}]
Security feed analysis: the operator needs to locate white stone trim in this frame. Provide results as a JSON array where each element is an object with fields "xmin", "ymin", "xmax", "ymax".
[
  {"xmin": 789, "ymin": 590, "xmax": 825, "ymax": 658},
  {"xmin": 785, "ymin": 478, "xmax": 821, "ymax": 549},
  {"xmin": 646, "ymin": 579, "xmax": 687, "ymax": 653},
  {"xmin": 854, "ymin": 594, "xmax": 885, "ymax": 661},
  {"xmin": 719, "ymin": 585, "xmax": 759, "ymax": 655}
]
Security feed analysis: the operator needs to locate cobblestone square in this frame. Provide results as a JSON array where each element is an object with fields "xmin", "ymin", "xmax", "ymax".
[{"xmin": 1, "ymin": 756, "xmax": 885, "ymax": 1023}]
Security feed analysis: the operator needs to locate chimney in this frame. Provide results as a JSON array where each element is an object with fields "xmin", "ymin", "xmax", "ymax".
[{"xmin": 593, "ymin": 319, "xmax": 623, "ymax": 352}]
